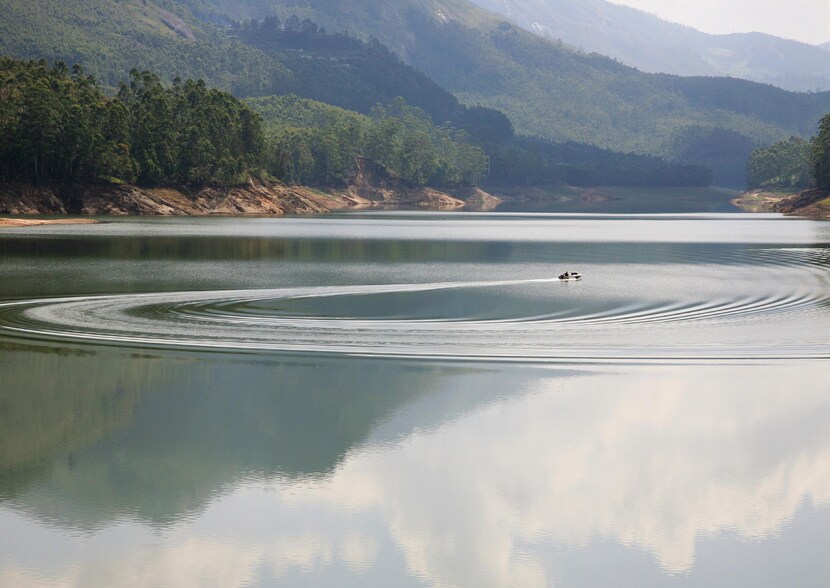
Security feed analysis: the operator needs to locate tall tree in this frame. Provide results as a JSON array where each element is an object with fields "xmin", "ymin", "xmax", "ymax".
[{"xmin": 812, "ymin": 113, "xmax": 830, "ymax": 191}]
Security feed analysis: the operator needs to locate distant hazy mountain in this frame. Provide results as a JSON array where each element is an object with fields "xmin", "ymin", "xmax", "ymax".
[
  {"xmin": 468, "ymin": 0, "xmax": 830, "ymax": 91},
  {"xmin": 821, "ymin": 42, "xmax": 830, "ymax": 51}
]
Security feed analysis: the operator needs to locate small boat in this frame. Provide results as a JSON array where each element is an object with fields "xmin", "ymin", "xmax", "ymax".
[{"xmin": 558, "ymin": 271, "xmax": 582, "ymax": 281}]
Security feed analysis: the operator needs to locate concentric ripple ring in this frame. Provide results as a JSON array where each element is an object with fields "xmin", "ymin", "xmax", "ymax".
[{"xmin": 1, "ymin": 277, "xmax": 829, "ymax": 362}]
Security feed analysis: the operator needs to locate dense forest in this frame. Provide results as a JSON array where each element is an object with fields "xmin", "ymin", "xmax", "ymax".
[
  {"xmin": 250, "ymin": 94, "xmax": 712, "ymax": 188},
  {"xmin": 0, "ymin": 56, "xmax": 710, "ymax": 191},
  {"xmin": 746, "ymin": 115, "xmax": 830, "ymax": 192},
  {"xmin": 0, "ymin": 59, "xmax": 488, "ymax": 189},
  {"xmin": 0, "ymin": 58, "xmax": 266, "ymax": 186},
  {"xmin": 253, "ymin": 96, "xmax": 488, "ymax": 186},
  {"xmin": 747, "ymin": 137, "xmax": 813, "ymax": 191},
  {"xmin": 812, "ymin": 114, "xmax": 830, "ymax": 191},
  {"xmin": 237, "ymin": 12, "xmax": 830, "ymax": 189}
]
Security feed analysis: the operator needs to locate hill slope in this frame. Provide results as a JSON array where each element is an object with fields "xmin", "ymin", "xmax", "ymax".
[
  {"xmin": 0, "ymin": 0, "xmax": 292, "ymax": 94},
  {"xmin": 467, "ymin": 0, "xmax": 830, "ymax": 92},
  {"xmin": 184, "ymin": 0, "xmax": 830, "ymax": 184},
  {"xmin": 4, "ymin": 0, "xmax": 830, "ymax": 186}
]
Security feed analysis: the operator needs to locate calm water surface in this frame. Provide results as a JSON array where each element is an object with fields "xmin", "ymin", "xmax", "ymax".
[{"xmin": 1, "ymin": 212, "xmax": 830, "ymax": 587}]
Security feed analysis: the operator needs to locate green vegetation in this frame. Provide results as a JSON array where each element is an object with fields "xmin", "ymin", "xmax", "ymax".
[
  {"xmin": 3, "ymin": 0, "xmax": 829, "ymax": 186},
  {"xmin": 0, "ymin": 54, "xmax": 709, "ymax": 192},
  {"xmin": 745, "ymin": 112, "xmax": 830, "ymax": 193},
  {"xmin": 489, "ymin": 136, "xmax": 711, "ymax": 187},
  {"xmin": 252, "ymin": 95, "xmax": 488, "ymax": 186},
  {"xmin": 670, "ymin": 126, "xmax": 758, "ymax": 189},
  {"xmin": 812, "ymin": 114, "xmax": 830, "ymax": 191},
  {"xmin": 239, "ymin": 18, "xmax": 710, "ymax": 188},
  {"xmin": 234, "ymin": 17, "xmax": 473, "ymax": 126},
  {"xmin": 3, "ymin": 0, "xmax": 822, "ymax": 187},
  {"xmin": 0, "ymin": 58, "xmax": 266, "ymax": 186},
  {"xmin": 747, "ymin": 137, "xmax": 813, "ymax": 191},
  {"xmin": 192, "ymin": 0, "xmax": 830, "ymax": 186},
  {"xmin": 0, "ymin": 58, "xmax": 489, "ymax": 189},
  {"xmin": 250, "ymin": 94, "xmax": 711, "ymax": 188},
  {"xmin": 0, "ymin": 0, "xmax": 290, "ymax": 94}
]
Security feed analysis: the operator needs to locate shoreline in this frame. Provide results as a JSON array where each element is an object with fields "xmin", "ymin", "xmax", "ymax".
[
  {"xmin": 0, "ymin": 183, "xmax": 753, "ymax": 223},
  {"xmin": 730, "ymin": 190, "xmax": 795, "ymax": 213},
  {"xmin": 732, "ymin": 189, "xmax": 830, "ymax": 220},
  {"xmin": 0, "ymin": 217, "xmax": 100, "ymax": 228},
  {"xmin": 0, "ymin": 180, "xmax": 502, "ymax": 219}
]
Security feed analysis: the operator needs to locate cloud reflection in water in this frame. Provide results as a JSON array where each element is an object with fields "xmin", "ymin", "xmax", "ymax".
[{"xmin": 2, "ymin": 363, "xmax": 830, "ymax": 587}]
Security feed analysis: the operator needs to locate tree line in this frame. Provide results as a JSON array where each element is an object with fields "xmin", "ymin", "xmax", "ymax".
[
  {"xmin": 0, "ymin": 58, "xmax": 486, "ymax": 188},
  {"xmin": 0, "ymin": 58, "xmax": 266, "ymax": 186},
  {"xmin": 747, "ymin": 115, "xmax": 830, "ymax": 192},
  {"xmin": 252, "ymin": 95, "xmax": 487, "ymax": 187}
]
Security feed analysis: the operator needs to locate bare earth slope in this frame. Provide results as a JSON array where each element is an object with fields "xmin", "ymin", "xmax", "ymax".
[{"xmin": 0, "ymin": 180, "xmax": 497, "ymax": 218}]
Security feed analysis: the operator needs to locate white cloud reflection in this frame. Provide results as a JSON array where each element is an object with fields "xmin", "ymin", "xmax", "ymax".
[{"xmin": 3, "ymin": 364, "xmax": 830, "ymax": 586}]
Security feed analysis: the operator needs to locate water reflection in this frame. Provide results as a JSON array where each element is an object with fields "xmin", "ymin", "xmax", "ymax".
[
  {"xmin": 1, "ymin": 344, "xmax": 500, "ymax": 527},
  {"xmin": 3, "ymin": 214, "xmax": 830, "ymax": 586},
  {"xmin": 2, "ymin": 353, "xmax": 830, "ymax": 586}
]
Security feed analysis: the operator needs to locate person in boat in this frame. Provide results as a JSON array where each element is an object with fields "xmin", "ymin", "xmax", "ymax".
[{"xmin": 560, "ymin": 271, "xmax": 569, "ymax": 279}]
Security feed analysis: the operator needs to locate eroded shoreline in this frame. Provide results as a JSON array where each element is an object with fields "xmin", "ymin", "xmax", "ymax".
[
  {"xmin": 0, "ymin": 217, "xmax": 100, "ymax": 228},
  {"xmin": 732, "ymin": 189, "xmax": 830, "ymax": 220}
]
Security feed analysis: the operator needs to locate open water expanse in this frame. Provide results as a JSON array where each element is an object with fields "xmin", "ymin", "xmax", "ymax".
[{"xmin": 2, "ymin": 211, "xmax": 830, "ymax": 587}]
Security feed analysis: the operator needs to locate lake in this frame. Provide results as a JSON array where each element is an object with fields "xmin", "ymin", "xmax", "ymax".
[{"xmin": 1, "ymin": 211, "xmax": 830, "ymax": 587}]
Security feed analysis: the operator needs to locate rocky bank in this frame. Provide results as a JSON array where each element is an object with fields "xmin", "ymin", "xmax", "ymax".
[
  {"xmin": 733, "ymin": 189, "xmax": 830, "ymax": 219},
  {"xmin": 0, "ymin": 177, "xmax": 501, "ymax": 219}
]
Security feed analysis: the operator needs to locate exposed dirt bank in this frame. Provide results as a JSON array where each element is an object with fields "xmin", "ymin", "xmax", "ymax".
[
  {"xmin": 0, "ymin": 217, "xmax": 99, "ymax": 228},
  {"xmin": 732, "ymin": 189, "xmax": 830, "ymax": 219},
  {"xmin": 0, "ymin": 179, "xmax": 499, "ymax": 218},
  {"xmin": 0, "ymin": 181, "xmax": 335, "ymax": 216}
]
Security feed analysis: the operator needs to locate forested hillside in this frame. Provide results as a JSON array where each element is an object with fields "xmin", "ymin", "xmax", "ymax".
[
  {"xmin": 3, "ymin": 0, "xmax": 827, "ymax": 187},
  {"xmin": 0, "ymin": 59, "xmax": 267, "ymax": 186},
  {"xmin": 0, "ymin": 55, "xmax": 709, "ymax": 195},
  {"xmin": 250, "ymin": 96, "xmax": 487, "ymax": 186},
  {"xmin": 0, "ymin": 59, "xmax": 489, "ymax": 189},
  {"xmin": 811, "ymin": 115, "xmax": 830, "ymax": 191},
  {"xmin": 232, "ymin": 16, "xmax": 514, "ymax": 147},
  {"xmin": 747, "ymin": 137, "xmax": 812, "ymax": 191},
  {"xmin": 249, "ymin": 94, "xmax": 712, "ymax": 188},
  {"xmin": 234, "ymin": 16, "xmax": 707, "ymax": 186},
  {"xmin": 0, "ymin": 0, "xmax": 290, "ymax": 94},
  {"xmin": 177, "ymin": 0, "xmax": 830, "ymax": 186},
  {"xmin": 745, "ymin": 116, "xmax": 830, "ymax": 193}
]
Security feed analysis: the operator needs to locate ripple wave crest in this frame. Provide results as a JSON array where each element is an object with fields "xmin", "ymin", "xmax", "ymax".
[{"xmin": 2, "ymin": 276, "xmax": 829, "ymax": 362}]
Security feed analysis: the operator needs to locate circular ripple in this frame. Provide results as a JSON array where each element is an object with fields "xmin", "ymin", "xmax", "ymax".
[{"xmin": 1, "ymin": 277, "xmax": 829, "ymax": 362}]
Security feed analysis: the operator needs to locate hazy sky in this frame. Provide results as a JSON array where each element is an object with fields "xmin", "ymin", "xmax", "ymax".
[{"xmin": 609, "ymin": 0, "xmax": 830, "ymax": 45}]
